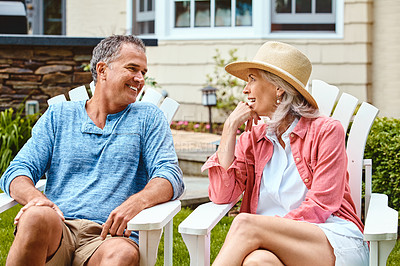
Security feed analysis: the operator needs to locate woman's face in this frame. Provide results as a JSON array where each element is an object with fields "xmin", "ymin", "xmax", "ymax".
[{"xmin": 243, "ymin": 69, "xmax": 283, "ymax": 117}]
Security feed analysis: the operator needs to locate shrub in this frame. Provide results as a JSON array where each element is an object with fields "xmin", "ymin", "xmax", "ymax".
[
  {"xmin": 0, "ymin": 108, "xmax": 40, "ymax": 177},
  {"xmin": 205, "ymin": 49, "xmax": 246, "ymax": 117},
  {"xmin": 364, "ymin": 117, "xmax": 400, "ymax": 213}
]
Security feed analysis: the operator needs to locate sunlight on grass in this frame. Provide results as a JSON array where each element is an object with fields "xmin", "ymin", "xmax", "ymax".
[{"xmin": 0, "ymin": 206, "xmax": 398, "ymax": 265}]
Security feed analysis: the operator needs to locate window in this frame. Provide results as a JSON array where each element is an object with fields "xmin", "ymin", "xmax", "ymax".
[
  {"xmin": 271, "ymin": 0, "xmax": 336, "ymax": 32},
  {"xmin": 173, "ymin": 0, "xmax": 252, "ymax": 28},
  {"xmin": 26, "ymin": 0, "xmax": 66, "ymax": 35},
  {"xmin": 136, "ymin": 0, "xmax": 155, "ymax": 35}
]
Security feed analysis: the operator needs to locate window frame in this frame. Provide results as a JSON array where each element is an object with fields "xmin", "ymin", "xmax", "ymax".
[{"xmin": 154, "ymin": 0, "xmax": 344, "ymax": 40}]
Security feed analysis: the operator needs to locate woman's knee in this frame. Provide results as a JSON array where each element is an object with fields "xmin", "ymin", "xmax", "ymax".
[
  {"xmin": 230, "ymin": 213, "xmax": 259, "ymax": 237},
  {"xmin": 243, "ymin": 249, "xmax": 283, "ymax": 266}
]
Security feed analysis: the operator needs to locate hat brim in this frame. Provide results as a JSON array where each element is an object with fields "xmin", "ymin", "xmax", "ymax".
[{"xmin": 225, "ymin": 60, "xmax": 318, "ymax": 109}]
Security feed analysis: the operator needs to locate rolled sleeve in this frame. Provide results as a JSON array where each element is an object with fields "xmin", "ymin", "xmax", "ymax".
[{"xmin": 143, "ymin": 109, "xmax": 184, "ymax": 200}]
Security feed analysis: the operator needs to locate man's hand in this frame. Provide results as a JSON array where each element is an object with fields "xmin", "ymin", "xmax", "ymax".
[
  {"xmin": 100, "ymin": 178, "xmax": 174, "ymax": 240},
  {"xmin": 14, "ymin": 197, "xmax": 64, "ymax": 225},
  {"xmin": 100, "ymin": 198, "xmax": 141, "ymax": 239}
]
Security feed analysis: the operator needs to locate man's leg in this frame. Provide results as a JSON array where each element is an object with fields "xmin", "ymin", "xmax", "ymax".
[
  {"xmin": 212, "ymin": 213, "xmax": 335, "ymax": 266},
  {"xmin": 6, "ymin": 206, "xmax": 63, "ymax": 266},
  {"xmin": 86, "ymin": 237, "xmax": 139, "ymax": 266}
]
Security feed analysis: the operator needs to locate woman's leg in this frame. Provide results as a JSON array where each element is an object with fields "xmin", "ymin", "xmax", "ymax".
[
  {"xmin": 212, "ymin": 213, "xmax": 335, "ymax": 266},
  {"xmin": 243, "ymin": 249, "xmax": 284, "ymax": 266}
]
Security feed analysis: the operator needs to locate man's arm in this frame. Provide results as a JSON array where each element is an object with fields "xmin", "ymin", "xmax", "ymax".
[
  {"xmin": 100, "ymin": 177, "xmax": 173, "ymax": 239},
  {"xmin": 10, "ymin": 176, "xmax": 64, "ymax": 225}
]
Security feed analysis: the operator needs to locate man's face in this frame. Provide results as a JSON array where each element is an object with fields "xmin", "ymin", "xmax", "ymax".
[{"xmin": 103, "ymin": 43, "xmax": 148, "ymax": 106}]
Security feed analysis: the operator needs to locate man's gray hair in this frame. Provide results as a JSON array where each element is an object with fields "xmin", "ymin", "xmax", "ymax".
[
  {"xmin": 258, "ymin": 70, "xmax": 320, "ymax": 134},
  {"xmin": 90, "ymin": 35, "xmax": 146, "ymax": 84}
]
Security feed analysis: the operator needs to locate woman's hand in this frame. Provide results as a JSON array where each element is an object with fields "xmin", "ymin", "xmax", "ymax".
[
  {"xmin": 226, "ymin": 101, "xmax": 260, "ymax": 132},
  {"xmin": 217, "ymin": 102, "xmax": 261, "ymax": 170}
]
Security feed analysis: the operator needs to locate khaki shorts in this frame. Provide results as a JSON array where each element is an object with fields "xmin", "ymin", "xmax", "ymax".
[{"xmin": 44, "ymin": 219, "xmax": 138, "ymax": 266}]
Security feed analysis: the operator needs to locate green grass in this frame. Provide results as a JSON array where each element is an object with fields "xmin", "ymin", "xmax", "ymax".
[{"xmin": 0, "ymin": 206, "xmax": 399, "ymax": 265}]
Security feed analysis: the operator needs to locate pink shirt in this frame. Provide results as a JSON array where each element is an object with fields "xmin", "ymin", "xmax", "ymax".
[{"xmin": 202, "ymin": 116, "xmax": 364, "ymax": 233}]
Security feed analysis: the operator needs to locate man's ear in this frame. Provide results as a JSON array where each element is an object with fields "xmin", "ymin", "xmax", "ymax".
[{"xmin": 96, "ymin": 62, "xmax": 107, "ymax": 80}]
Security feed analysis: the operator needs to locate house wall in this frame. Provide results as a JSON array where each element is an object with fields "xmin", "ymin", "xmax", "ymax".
[
  {"xmin": 66, "ymin": 0, "xmax": 127, "ymax": 37},
  {"xmin": 146, "ymin": 0, "xmax": 374, "ymax": 122},
  {"xmin": 372, "ymin": 0, "xmax": 400, "ymax": 118}
]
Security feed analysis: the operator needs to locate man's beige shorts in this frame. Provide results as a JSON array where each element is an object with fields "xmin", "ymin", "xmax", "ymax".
[{"xmin": 45, "ymin": 219, "xmax": 138, "ymax": 266}]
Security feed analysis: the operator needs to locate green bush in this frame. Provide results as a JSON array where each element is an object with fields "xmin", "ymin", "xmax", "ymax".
[
  {"xmin": 364, "ymin": 117, "xmax": 400, "ymax": 213},
  {"xmin": 0, "ymin": 108, "xmax": 40, "ymax": 177}
]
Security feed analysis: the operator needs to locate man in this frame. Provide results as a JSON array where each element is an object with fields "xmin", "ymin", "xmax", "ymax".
[{"xmin": 0, "ymin": 35, "xmax": 184, "ymax": 265}]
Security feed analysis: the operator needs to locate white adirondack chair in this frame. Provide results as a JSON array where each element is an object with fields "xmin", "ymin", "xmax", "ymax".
[
  {"xmin": 1, "ymin": 83, "xmax": 181, "ymax": 266},
  {"xmin": 178, "ymin": 81, "xmax": 398, "ymax": 266}
]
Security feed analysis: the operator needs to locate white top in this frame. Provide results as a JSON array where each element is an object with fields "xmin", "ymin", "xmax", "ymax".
[
  {"xmin": 256, "ymin": 118, "xmax": 363, "ymax": 241},
  {"xmin": 256, "ymin": 118, "xmax": 308, "ymax": 216}
]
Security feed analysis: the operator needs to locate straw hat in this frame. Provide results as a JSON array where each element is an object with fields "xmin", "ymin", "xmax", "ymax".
[{"xmin": 225, "ymin": 41, "xmax": 318, "ymax": 109}]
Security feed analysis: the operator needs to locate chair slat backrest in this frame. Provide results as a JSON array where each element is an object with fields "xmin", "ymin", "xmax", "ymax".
[
  {"xmin": 346, "ymin": 102, "xmax": 379, "ymax": 218},
  {"xmin": 141, "ymin": 88, "xmax": 163, "ymax": 106},
  {"xmin": 68, "ymin": 85, "xmax": 89, "ymax": 101},
  {"xmin": 311, "ymin": 80, "xmax": 339, "ymax": 116},
  {"xmin": 331, "ymin": 92, "xmax": 358, "ymax": 132},
  {"xmin": 160, "ymin": 97, "xmax": 180, "ymax": 125},
  {"xmin": 47, "ymin": 94, "xmax": 67, "ymax": 105},
  {"xmin": 89, "ymin": 81, "xmax": 96, "ymax": 96}
]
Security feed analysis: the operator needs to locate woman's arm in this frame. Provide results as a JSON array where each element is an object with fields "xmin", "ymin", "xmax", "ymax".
[{"xmin": 217, "ymin": 102, "xmax": 260, "ymax": 170}]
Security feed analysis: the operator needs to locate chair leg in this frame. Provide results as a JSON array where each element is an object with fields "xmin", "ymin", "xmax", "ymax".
[
  {"xmin": 139, "ymin": 229, "xmax": 163, "ymax": 266},
  {"xmin": 181, "ymin": 233, "xmax": 210, "ymax": 266},
  {"xmin": 369, "ymin": 240, "xmax": 396, "ymax": 266},
  {"xmin": 164, "ymin": 220, "xmax": 173, "ymax": 266}
]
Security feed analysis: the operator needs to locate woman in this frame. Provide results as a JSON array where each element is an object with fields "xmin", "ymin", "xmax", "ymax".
[{"xmin": 202, "ymin": 41, "xmax": 369, "ymax": 265}]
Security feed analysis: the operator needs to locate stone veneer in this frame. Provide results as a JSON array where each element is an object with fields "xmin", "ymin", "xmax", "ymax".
[{"xmin": 0, "ymin": 35, "xmax": 157, "ymax": 113}]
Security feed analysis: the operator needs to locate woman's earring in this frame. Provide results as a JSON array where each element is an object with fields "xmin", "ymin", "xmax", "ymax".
[{"xmin": 277, "ymin": 99, "xmax": 280, "ymax": 104}]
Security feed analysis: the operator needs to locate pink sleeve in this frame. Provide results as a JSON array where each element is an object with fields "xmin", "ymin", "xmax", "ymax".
[
  {"xmin": 201, "ymin": 138, "xmax": 249, "ymax": 204},
  {"xmin": 284, "ymin": 119, "xmax": 347, "ymax": 223}
]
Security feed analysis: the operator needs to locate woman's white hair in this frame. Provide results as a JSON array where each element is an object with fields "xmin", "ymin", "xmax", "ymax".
[{"xmin": 258, "ymin": 70, "xmax": 320, "ymax": 134}]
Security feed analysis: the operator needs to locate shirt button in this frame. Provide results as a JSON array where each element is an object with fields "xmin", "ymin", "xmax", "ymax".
[
  {"xmin": 304, "ymin": 178, "xmax": 309, "ymax": 183},
  {"xmin": 290, "ymin": 133, "xmax": 294, "ymax": 138},
  {"xmin": 296, "ymin": 157, "xmax": 300, "ymax": 162}
]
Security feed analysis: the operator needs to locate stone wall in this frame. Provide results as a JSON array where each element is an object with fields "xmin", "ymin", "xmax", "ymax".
[
  {"xmin": 0, "ymin": 45, "xmax": 93, "ymax": 113},
  {"xmin": 0, "ymin": 35, "xmax": 157, "ymax": 113}
]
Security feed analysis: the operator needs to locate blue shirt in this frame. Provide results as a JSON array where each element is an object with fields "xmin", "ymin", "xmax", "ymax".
[{"xmin": 1, "ymin": 100, "xmax": 184, "ymax": 238}]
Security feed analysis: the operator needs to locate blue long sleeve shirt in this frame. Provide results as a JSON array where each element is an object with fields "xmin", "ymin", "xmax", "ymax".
[{"xmin": 1, "ymin": 100, "xmax": 184, "ymax": 241}]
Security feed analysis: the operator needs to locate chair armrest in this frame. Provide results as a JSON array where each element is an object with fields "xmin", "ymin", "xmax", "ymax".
[
  {"xmin": 0, "ymin": 179, "xmax": 47, "ymax": 213},
  {"xmin": 127, "ymin": 200, "xmax": 181, "ymax": 231},
  {"xmin": 179, "ymin": 196, "xmax": 241, "ymax": 236},
  {"xmin": 364, "ymin": 193, "xmax": 398, "ymax": 241}
]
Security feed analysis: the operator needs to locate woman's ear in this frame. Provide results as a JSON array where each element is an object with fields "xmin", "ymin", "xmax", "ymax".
[{"xmin": 276, "ymin": 87, "xmax": 285, "ymax": 98}]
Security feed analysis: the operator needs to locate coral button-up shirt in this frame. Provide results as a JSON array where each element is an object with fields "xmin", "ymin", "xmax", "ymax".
[{"xmin": 202, "ymin": 116, "xmax": 364, "ymax": 233}]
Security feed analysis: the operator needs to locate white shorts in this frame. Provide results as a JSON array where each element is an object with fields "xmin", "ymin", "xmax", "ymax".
[{"xmin": 315, "ymin": 215, "xmax": 369, "ymax": 266}]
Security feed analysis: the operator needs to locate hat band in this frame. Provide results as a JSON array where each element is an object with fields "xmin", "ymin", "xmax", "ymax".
[{"xmin": 252, "ymin": 60, "xmax": 306, "ymax": 89}]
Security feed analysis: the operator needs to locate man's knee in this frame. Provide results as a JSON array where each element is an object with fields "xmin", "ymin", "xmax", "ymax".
[
  {"xmin": 91, "ymin": 238, "xmax": 139, "ymax": 266},
  {"xmin": 17, "ymin": 206, "xmax": 62, "ymax": 239}
]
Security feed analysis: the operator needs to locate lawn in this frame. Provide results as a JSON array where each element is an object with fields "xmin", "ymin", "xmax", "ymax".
[{"xmin": 0, "ymin": 205, "xmax": 399, "ymax": 265}]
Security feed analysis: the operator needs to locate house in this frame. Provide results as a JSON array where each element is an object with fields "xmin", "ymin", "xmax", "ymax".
[{"xmin": 19, "ymin": 0, "xmax": 400, "ymax": 120}]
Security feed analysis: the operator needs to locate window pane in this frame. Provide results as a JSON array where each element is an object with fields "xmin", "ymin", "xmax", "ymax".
[
  {"xmin": 215, "ymin": 0, "xmax": 231, "ymax": 27},
  {"xmin": 195, "ymin": 0, "xmax": 210, "ymax": 27},
  {"xmin": 175, "ymin": 1, "xmax": 190, "ymax": 27},
  {"xmin": 316, "ymin": 0, "xmax": 332, "ymax": 13},
  {"xmin": 43, "ymin": 0, "xmax": 61, "ymax": 35},
  {"xmin": 140, "ymin": 0, "xmax": 145, "ymax": 12},
  {"xmin": 276, "ymin": 0, "xmax": 291, "ymax": 13},
  {"xmin": 296, "ymin": 0, "xmax": 311, "ymax": 13},
  {"xmin": 147, "ymin": 0, "xmax": 153, "ymax": 11},
  {"xmin": 236, "ymin": 0, "xmax": 252, "ymax": 26}
]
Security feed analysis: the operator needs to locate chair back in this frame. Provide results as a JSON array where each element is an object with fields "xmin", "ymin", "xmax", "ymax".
[
  {"xmin": 68, "ymin": 85, "xmax": 89, "ymax": 101},
  {"xmin": 331, "ymin": 92, "xmax": 358, "ymax": 132},
  {"xmin": 141, "ymin": 88, "xmax": 163, "ymax": 106},
  {"xmin": 346, "ymin": 102, "xmax": 379, "ymax": 219},
  {"xmin": 160, "ymin": 97, "xmax": 180, "ymax": 125},
  {"xmin": 47, "ymin": 94, "xmax": 67, "ymax": 105},
  {"xmin": 311, "ymin": 79, "xmax": 339, "ymax": 116}
]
